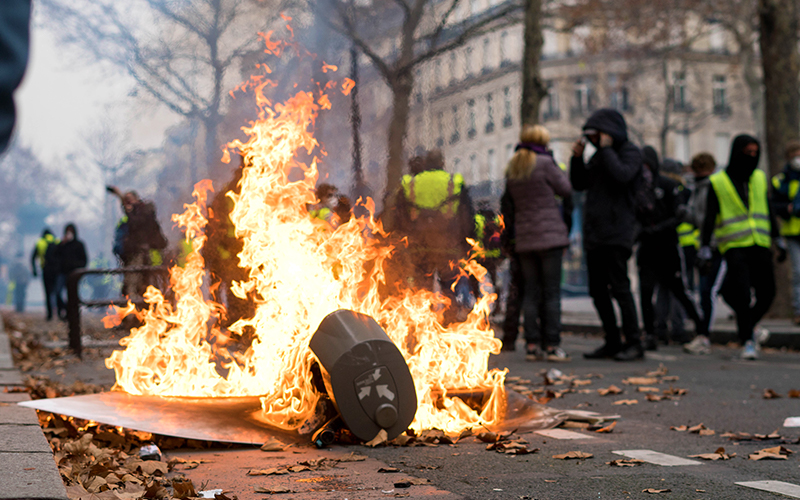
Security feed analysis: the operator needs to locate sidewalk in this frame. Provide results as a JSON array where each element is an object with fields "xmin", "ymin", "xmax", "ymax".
[
  {"xmin": 0, "ymin": 318, "xmax": 67, "ymax": 500},
  {"xmin": 561, "ymin": 296, "xmax": 800, "ymax": 348}
]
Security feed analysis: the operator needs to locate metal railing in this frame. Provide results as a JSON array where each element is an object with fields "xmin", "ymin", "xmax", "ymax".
[{"xmin": 66, "ymin": 266, "xmax": 169, "ymax": 357}]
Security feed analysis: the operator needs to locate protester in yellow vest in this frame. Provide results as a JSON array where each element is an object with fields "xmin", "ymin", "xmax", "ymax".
[
  {"xmin": 30, "ymin": 228, "xmax": 62, "ymax": 320},
  {"xmin": 698, "ymin": 135, "xmax": 784, "ymax": 360},
  {"xmin": 770, "ymin": 140, "xmax": 800, "ymax": 325}
]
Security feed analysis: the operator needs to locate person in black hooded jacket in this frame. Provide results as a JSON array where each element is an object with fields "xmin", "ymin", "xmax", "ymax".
[
  {"xmin": 637, "ymin": 146, "xmax": 706, "ymax": 351},
  {"xmin": 571, "ymin": 109, "xmax": 643, "ymax": 361},
  {"xmin": 54, "ymin": 223, "xmax": 88, "ymax": 320},
  {"xmin": 698, "ymin": 134, "xmax": 783, "ymax": 360}
]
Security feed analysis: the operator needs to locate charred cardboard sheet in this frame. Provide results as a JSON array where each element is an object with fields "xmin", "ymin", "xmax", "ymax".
[{"xmin": 18, "ymin": 391, "xmax": 302, "ymax": 446}]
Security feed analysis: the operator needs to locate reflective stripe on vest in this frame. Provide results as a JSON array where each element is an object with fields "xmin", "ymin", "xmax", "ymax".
[
  {"xmin": 710, "ymin": 169, "xmax": 771, "ymax": 254},
  {"xmin": 677, "ymin": 222, "xmax": 699, "ymax": 248},
  {"xmin": 772, "ymin": 174, "xmax": 800, "ymax": 236},
  {"xmin": 401, "ymin": 170, "xmax": 464, "ymax": 218}
]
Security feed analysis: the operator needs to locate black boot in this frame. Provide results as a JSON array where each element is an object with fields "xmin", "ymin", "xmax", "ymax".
[
  {"xmin": 644, "ymin": 335, "xmax": 658, "ymax": 351},
  {"xmin": 614, "ymin": 343, "xmax": 645, "ymax": 361},
  {"xmin": 583, "ymin": 343, "xmax": 623, "ymax": 359}
]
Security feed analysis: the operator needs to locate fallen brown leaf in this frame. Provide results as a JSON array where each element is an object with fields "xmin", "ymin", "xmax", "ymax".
[
  {"xmin": 661, "ymin": 375, "xmax": 679, "ymax": 382},
  {"xmin": 247, "ymin": 467, "xmax": 288, "ymax": 476},
  {"xmin": 643, "ymin": 488, "xmax": 671, "ymax": 494},
  {"xmin": 612, "ymin": 399, "xmax": 638, "ymax": 405},
  {"xmin": 254, "ymin": 486, "xmax": 294, "ymax": 494},
  {"xmin": 623, "ymin": 377, "xmax": 658, "ymax": 385},
  {"xmin": 365, "ymin": 429, "xmax": 389, "ymax": 447},
  {"xmin": 763, "ymin": 388, "xmax": 782, "ymax": 399},
  {"xmin": 663, "ymin": 387, "xmax": 688, "ymax": 396},
  {"xmin": 552, "ymin": 451, "xmax": 593, "ymax": 459},
  {"xmin": 749, "ymin": 446, "xmax": 793, "ymax": 460},
  {"xmin": 378, "ymin": 467, "xmax": 400, "ymax": 473},
  {"xmin": 671, "ymin": 425, "xmax": 688, "ymax": 431},
  {"xmin": 637, "ymin": 386, "xmax": 660, "ymax": 393},
  {"xmin": 594, "ymin": 421, "xmax": 617, "ymax": 433},
  {"xmin": 789, "ymin": 389, "xmax": 800, "ymax": 398},
  {"xmin": 338, "ymin": 452, "xmax": 368, "ymax": 462},
  {"xmin": 646, "ymin": 394, "xmax": 664, "ymax": 402},
  {"xmin": 597, "ymin": 385, "xmax": 623, "ymax": 396},
  {"xmin": 689, "ymin": 447, "xmax": 735, "ymax": 460},
  {"xmin": 171, "ymin": 479, "xmax": 196, "ymax": 499},
  {"xmin": 606, "ymin": 458, "xmax": 644, "ymax": 467},
  {"xmin": 646, "ymin": 364, "xmax": 669, "ymax": 377},
  {"xmin": 572, "ymin": 379, "xmax": 592, "ymax": 387},
  {"xmin": 260, "ymin": 437, "xmax": 288, "ymax": 452}
]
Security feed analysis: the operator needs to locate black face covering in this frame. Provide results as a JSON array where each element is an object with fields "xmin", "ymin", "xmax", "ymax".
[{"xmin": 726, "ymin": 134, "xmax": 760, "ymax": 183}]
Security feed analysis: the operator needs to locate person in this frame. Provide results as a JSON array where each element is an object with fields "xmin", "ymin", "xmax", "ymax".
[
  {"xmin": 471, "ymin": 202, "xmax": 502, "ymax": 301},
  {"xmin": 9, "ymin": 252, "xmax": 29, "ymax": 312},
  {"xmin": 683, "ymin": 153, "xmax": 719, "ymax": 355},
  {"xmin": 570, "ymin": 109, "xmax": 643, "ymax": 361},
  {"xmin": 108, "ymin": 186, "xmax": 168, "ymax": 297},
  {"xmin": 54, "ymin": 223, "xmax": 87, "ymax": 318},
  {"xmin": 770, "ymin": 140, "xmax": 800, "ymax": 325},
  {"xmin": 698, "ymin": 135, "xmax": 784, "ymax": 360},
  {"xmin": 636, "ymin": 147, "xmax": 706, "ymax": 351},
  {"xmin": 0, "ymin": 0, "xmax": 32, "ymax": 153},
  {"xmin": 396, "ymin": 149, "xmax": 474, "ymax": 320},
  {"xmin": 30, "ymin": 228, "xmax": 62, "ymax": 320},
  {"xmin": 501, "ymin": 125, "xmax": 572, "ymax": 362}
]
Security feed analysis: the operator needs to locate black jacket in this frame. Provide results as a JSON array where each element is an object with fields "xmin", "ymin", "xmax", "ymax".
[
  {"xmin": 58, "ymin": 239, "xmax": 87, "ymax": 275},
  {"xmin": 570, "ymin": 109, "xmax": 642, "ymax": 251}
]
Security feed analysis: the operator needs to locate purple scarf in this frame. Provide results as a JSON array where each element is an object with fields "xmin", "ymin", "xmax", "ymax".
[{"xmin": 514, "ymin": 143, "xmax": 552, "ymax": 156}]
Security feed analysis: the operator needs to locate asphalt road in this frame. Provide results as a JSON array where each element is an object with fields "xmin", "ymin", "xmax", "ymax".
[{"xmin": 163, "ymin": 334, "xmax": 800, "ymax": 500}]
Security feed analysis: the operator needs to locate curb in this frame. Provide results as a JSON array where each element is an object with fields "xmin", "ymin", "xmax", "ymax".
[{"xmin": 0, "ymin": 315, "xmax": 68, "ymax": 500}]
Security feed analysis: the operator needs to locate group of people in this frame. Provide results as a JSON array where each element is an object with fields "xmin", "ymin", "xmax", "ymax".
[
  {"xmin": 30, "ymin": 224, "xmax": 87, "ymax": 320},
  {"xmin": 497, "ymin": 108, "xmax": 789, "ymax": 362}
]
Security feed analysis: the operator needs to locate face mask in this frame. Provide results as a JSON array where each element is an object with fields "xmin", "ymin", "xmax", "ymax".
[{"xmin": 791, "ymin": 157, "xmax": 800, "ymax": 171}]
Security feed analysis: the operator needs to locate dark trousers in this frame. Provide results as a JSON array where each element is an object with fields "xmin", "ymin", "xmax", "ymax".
[
  {"xmin": 587, "ymin": 245, "xmax": 640, "ymax": 346},
  {"xmin": 720, "ymin": 246, "xmax": 776, "ymax": 343},
  {"xmin": 503, "ymin": 254, "xmax": 523, "ymax": 344},
  {"xmin": 698, "ymin": 251, "xmax": 724, "ymax": 334},
  {"xmin": 13, "ymin": 282, "xmax": 26, "ymax": 312},
  {"xmin": 518, "ymin": 247, "xmax": 564, "ymax": 348},
  {"xmin": 638, "ymin": 244, "xmax": 706, "ymax": 340},
  {"xmin": 42, "ymin": 271, "xmax": 64, "ymax": 320}
]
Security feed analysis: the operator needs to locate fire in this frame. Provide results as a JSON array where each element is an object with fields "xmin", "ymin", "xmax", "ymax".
[{"xmin": 105, "ymin": 31, "xmax": 506, "ymax": 437}]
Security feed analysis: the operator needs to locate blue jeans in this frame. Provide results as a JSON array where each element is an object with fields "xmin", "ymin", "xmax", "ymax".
[{"xmin": 788, "ymin": 238, "xmax": 800, "ymax": 315}]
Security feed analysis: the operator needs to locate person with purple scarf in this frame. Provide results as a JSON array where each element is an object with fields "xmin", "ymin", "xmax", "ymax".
[{"xmin": 501, "ymin": 125, "xmax": 572, "ymax": 362}]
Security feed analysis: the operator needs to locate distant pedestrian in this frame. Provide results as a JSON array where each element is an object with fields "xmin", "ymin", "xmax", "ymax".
[
  {"xmin": 30, "ymin": 228, "xmax": 62, "ymax": 320},
  {"xmin": 571, "ymin": 109, "xmax": 643, "ymax": 361},
  {"xmin": 636, "ymin": 147, "xmax": 705, "ymax": 352},
  {"xmin": 501, "ymin": 125, "xmax": 572, "ymax": 362},
  {"xmin": 54, "ymin": 223, "xmax": 87, "ymax": 319},
  {"xmin": 9, "ymin": 252, "xmax": 29, "ymax": 312},
  {"xmin": 0, "ymin": 0, "xmax": 32, "ymax": 153},
  {"xmin": 770, "ymin": 140, "xmax": 800, "ymax": 325},
  {"xmin": 684, "ymin": 153, "xmax": 719, "ymax": 355},
  {"xmin": 698, "ymin": 135, "xmax": 783, "ymax": 360}
]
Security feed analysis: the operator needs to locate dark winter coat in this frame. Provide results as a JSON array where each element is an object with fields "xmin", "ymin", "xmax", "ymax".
[
  {"xmin": 58, "ymin": 239, "xmax": 87, "ymax": 276},
  {"xmin": 570, "ymin": 109, "xmax": 642, "ymax": 251},
  {"xmin": 503, "ymin": 154, "xmax": 572, "ymax": 253}
]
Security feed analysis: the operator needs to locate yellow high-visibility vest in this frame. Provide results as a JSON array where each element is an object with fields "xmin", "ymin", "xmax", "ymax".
[
  {"xmin": 709, "ymin": 169, "xmax": 771, "ymax": 254},
  {"xmin": 772, "ymin": 173, "xmax": 800, "ymax": 236},
  {"xmin": 677, "ymin": 222, "xmax": 699, "ymax": 249},
  {"xmin": 401, "ymin": 170, "xmax": 464, "ymax": 219}
]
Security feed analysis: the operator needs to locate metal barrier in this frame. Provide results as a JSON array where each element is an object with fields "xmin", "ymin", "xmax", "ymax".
[{"xmin": 66, "ymin": 266, "xmax": 169, "ymax": 357}]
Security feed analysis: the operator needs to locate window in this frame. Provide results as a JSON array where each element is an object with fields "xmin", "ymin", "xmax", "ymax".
[
  {"xmin": 712, "ymin": 75, "xmax": 729, "ymax": 115},
  {"xmin": 436, "ymin": 111, "xmax": 444, "ymax": 147},
  {"xmin": 542, "ymin": 80, "xmax": 559, "ymax": 121},
  {"xmin": 674, "ymin": 130, "xmax": 690, "ymax": 164},
  {"xmin": 465, "ymin": 46, "xmax": 474, "ymax": 77},
  {"xmin": 608, "ymin": 74, "xmax": 630, "ymax": 112},
  {"xmin": 500, "ymin": 31, "xmax": 509, "ymax": 63},
  {"xmin": 709, "ymin": 24, "xmax": 726, "ymax": 53},
  {"xmin": 450, "ymin": 105, "xmax": 460, "ymax": 144},
  {"xmin": 714, "ymin": 133, "xmax": 730, "ymax": 165},
  {"xmin": 488, "ymin": 148, "xmax": 497, "ymax": 180},
  {"xmin": 573, "ymin": 78, "xmax": 594, "ymax": 117},
  {"xmin": 503, "ymin": 86, "xmax": 513, "ymax": 127},
  {"xmin": 482, "ymin": 38, "xmax": 491, "ymax": 72},
  {"xmin": 449, "ymin": 53, "xmax": 457, "ymax": 84},
  {"xmin": 467, "ymin": 99, "xmax": 477, "ymax": 138},
  {"xmin": 470, "ymin": 153, "xmax": 478, "ymax": 183},
  {"xmin": 485, "ymin": 93, "xmax": 495, "ymax": 133},
  {"xmin": 672, "ymin": 72, "xmax": 688, "ymax": 111}
]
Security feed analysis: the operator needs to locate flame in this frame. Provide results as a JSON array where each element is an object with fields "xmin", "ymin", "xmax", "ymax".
[{"xmin": 105, "ymin": 33, "xmax": 506, "ymax": 437}]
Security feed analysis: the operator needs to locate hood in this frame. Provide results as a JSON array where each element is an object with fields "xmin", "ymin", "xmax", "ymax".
[
  {"xmin": 726, "ymin": 134, "xmax": 760, "ymax": 183},
  {"xmin": 661, "ymin": 158, "xmax": 683, "ymax": 176},
  {"xmin": 583, "ymin": 109, "xmax": 628, "ymax": 146},
  {"xmin": 642, "ymin": 146, "xmax": 660, "ymax": 176}
]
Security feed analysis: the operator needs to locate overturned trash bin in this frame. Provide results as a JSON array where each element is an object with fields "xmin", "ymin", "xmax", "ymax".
[{"xmin": 310, "ymin": 309, "xmax": 417, "ymax": 442}]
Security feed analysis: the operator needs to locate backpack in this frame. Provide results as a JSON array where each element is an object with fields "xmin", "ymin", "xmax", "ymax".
[{"xmin": 632, "ymin": 163, "xmax": 656, "ymax": 225}]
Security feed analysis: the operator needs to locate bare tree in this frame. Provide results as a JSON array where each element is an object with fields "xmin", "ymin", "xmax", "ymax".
[
  {"xmin": 323, "ymin": 0, "xmax": 521, "ymax": 221},
  {"xmin": 521, "ymin": 0, "xmax": 545, "ymax": 125},
  {"xmin": 41, "ymin": 0, "xmax": 304, "ymax": 182}
]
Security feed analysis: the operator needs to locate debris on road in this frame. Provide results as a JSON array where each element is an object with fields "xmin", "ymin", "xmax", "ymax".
[
  {"xmin": 689, "ymin": 447, "xmax": 736, "ymax": 460},
  {"xmin": 606, "ymin": 458, "xmax": 644, "ymax": 467},
  {"xmin": 552, "ymin": 451, "xmax": 593, "ymax": 459},
  {"xmin": 748, "ymin": 446, "xmax": 793, "ymax": 460}
]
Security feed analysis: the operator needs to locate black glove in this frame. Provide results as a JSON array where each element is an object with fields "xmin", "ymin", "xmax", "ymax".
[
  {"xmin": 776, "ymin": 238, "xmax": 788, "ymax": 263},
  {"xmin": 696, "ymin": 246, "xmax": 713, "ymax": 275}
]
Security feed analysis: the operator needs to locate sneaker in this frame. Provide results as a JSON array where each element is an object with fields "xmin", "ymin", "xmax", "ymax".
[
  {"xmin": 613, "ymin": 343, "xmax": 645, "ymax": 361},
  {"xmin": 740, "ymin": 340, "xmax": 758, "ymax": 360},
  {"xmin": 683, "ymin": 335, "xmax": 711, "ymax": 355},
  {"xmin": 546, "ymin": 347, "xmax": 571, "ymax": 363},
  {"xmin": 753, "ymin": 326, "xmax": 770, "ymax": 348},
  {"xmin": 525, "ymin": 345, "xmax": 546, "ymax": 361}
]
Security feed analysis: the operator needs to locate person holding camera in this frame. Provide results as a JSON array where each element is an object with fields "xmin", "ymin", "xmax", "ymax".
[{"xmin": 570, "ymin": 109, "xmax": 643, "ymax": 361}]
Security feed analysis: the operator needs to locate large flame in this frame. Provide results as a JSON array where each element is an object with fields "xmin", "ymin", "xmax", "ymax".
[{"xmin": 105, "ymin": 31, "xmax": 506, "ymax": 437}]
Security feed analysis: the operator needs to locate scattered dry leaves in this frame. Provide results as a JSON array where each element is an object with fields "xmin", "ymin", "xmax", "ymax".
[
  {"xmin": 552, "ymin": 451, "xmax": 593, "ymax": 460},
  {"xmin": 689, "ymin": 447, "xmax": 735, "ymax": 460},
  {"xmin": 749, "ymin": 446, "xmax": 793, "ymax": 460},
  {"xmin": 597, "ymin": 385, "xmax": 623, "ymax": 396}
]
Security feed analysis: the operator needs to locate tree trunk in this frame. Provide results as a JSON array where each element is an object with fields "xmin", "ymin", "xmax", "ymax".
[
  {"xmin": 520, "ymin": 0, "xmax": 544, "ymax": 125},
  {"xmin": 381, "ymin": 73, "xmax": 413, "ymax": 229},
  {"xmin": 759, "ymin": 0, "xmax": 800, "ymax": 318}
]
